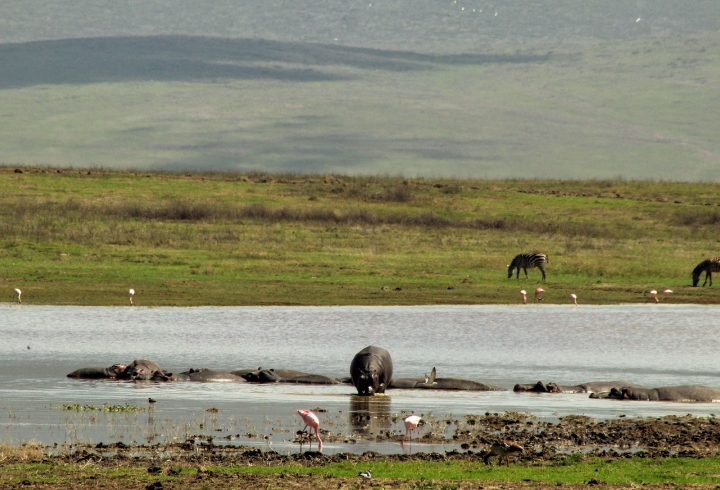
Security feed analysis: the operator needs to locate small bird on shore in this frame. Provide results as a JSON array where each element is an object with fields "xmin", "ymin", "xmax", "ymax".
[
  {"xmin": 570, "ymin": 293, "xmax": 577, "ymax": 306},
  {"xmin": 649, "ymin": 290, "xmax": 658, "ymax": 303},
  {"xmin": 13, "ymin": 288, "xmax": 22, "ymax": 304},
  {"xmin": 484, "ymin": 440, "xmax": 524, "ymax": 466},
  {"xmin": 534, "ymin": 287, "xmax": 544, "ymax": 302},
  {"xmin": 297, "ymin": 409, "xmax": 323, "ymax": 451},
  {"xmin": 520, "ymin": 290, "xmax": 527, "ymax": 304},
  {"xmin": 424, "ymin": 367, "xmax": 437, "ymax": 385},
  {"xmin": 358, "ymin": 470, "xmax": 372, "ymax": 482},
  {"xmin": 148, "ymin": 398, "xmax": 156, "ymax": 404},
  {"xmin": 128, "ymin": 289, "xmax": 135, "ymax": 306},
  {"xmin": 403, "ymin": 414, "xmax": 422, "ymax": 443}
]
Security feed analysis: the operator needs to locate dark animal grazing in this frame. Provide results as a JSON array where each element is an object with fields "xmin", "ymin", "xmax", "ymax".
[
  {"xmin": 350, "ymin": 346, "xmax": 393, "ymax": 396},
  {"xmin": 609, "ymin": 385, "xmax": 720, "ymax": 402},
  {"xmin": 692, "ymin": 257, "xmax": 720, "ymax": 287},
  {"xmin": 127, "ymin": 359, "xmax": 171, "ymax": 381},
  {"xmin": 67, "ymin": 364, "xmax": 128, "ymax": 379},
  {"xmin": 484, "ymin": 440, "xmax": 523, "ymax": 466},
  {"xmin": 507, "ymin": 253, "xmax": 548, "ymax": 281}
]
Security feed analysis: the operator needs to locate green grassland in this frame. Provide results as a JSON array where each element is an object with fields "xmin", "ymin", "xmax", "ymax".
[
  {"xmin": 2, "ymin": 168, "xmax": 720, "ymax": 306},
  {"xmin": 1, "ymin": 31, "xmax": 720, "ymax": 180},
  {"xmin": 4, "ymin": 455, "xmax": 720, "ymax": 488}
]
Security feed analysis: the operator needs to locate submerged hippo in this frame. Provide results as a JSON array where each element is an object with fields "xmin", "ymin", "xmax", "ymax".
[
  {"xmin": 418, "ymin": 378, "xmax": 504, "ymax": 391},
  {"xmin": 610, "ymin": 385, "xmax": 720, "ymax": 402},
  {"xmin": 67, "ymin": 364, "xmax": 128, "ymax": 379},
  {"xmin": 579, "ymin": 380, "xmax": 642, "ymax": 394},
  {"xmin": 175, "ymin": 368, "xmax": 245, "ymax": 382},
  {"xmin": 350, "ymin": 346, "xmax": 393, "ymax": 396},
  {"xmin": 127, "ymin": 359, "xmax": 172, "ymax": 381},
  {"xmin": 280, "ymin": 374, "xmax": 340, "ymax": 385}
]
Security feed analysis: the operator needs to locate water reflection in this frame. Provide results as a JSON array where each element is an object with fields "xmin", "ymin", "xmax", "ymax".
[{"xmin": 349, "ymin": 395, "xmax": 392, "ymax": 437}]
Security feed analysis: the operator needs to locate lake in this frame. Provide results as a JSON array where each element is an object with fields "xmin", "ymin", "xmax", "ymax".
[{"xmin": 1, "ymin": 305, "xmax": 718, "ymax": 454}]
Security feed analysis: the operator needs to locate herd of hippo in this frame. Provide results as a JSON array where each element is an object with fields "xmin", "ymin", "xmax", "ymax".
[{"xmin": 67, "ymin": 346, "xmax": 720, "ymax": 403}]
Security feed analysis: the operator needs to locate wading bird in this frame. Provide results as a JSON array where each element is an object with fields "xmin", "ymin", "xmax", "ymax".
[
  {"xmin": 403, "ymin": 414, "xmax": 422, "ymax": 443},
  {"xmin": 520, "ymin": 290, "xmax": 527, "ymax": 304},
  {"xmin": 424, "ymin": 367, "xmax": 437, "ymax": 385},
  {"xmin": 297, "ymin": 409, "xmax": 323, "ymax": 451},
  {"xmin": 534, "ymin": 287, "xmax": 544, "ymax": 303},
  {"xmin": 358, "ymin": 470, "xmax": 372, "ymax": 483},
  {"xmin": 484, "ymin": 440, "xmax": 524, "ymax": 466},
  {"xmin": 570, "ymin": 293, "xmax": 577, "ymax": 306},
  {"xmin": 649, "ymin": 290, "xmax": 658, "ymax": 303},
  {"xmin": 128, "ymin": 289, "xmax": 135, "ymax": 306},
  {"xmin": 13, "ymin": 288, "xmax": 22, "ymax": 303},
  {"xmin": 662, "ymin": 289, "xmax": 673, "ymax": 300}
]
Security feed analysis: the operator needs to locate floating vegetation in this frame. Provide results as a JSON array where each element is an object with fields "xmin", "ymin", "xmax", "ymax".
[{"xmin": 60, "ymin": 403, "xmax": 144, "ymax": 412}]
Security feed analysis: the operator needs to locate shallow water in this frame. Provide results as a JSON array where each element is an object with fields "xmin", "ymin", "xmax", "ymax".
[{"xmin": 1, "ymin": 305, "xmax": 719, "ymax": 454}]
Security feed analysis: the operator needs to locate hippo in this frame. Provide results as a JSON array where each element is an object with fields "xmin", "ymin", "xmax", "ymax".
[
  {"xmin": 610, "ymin": 385, "xmax": 720, "ymax": 402},
  {"xmin": 241, "ymin": 368, "xmax": 283, "ymax": 383},
  {"xmin": 280, "ymin": 374, "xmax": 340, "ymax": 385},
  {"xmin": 417, "ymin": 378, "xmax": 504, "ymax": 391},
  {"xmin": 513, "ymin": 381, "xmax": 552, "ymax": 393},
  {"xmin": 127, "ymin": 359, "xmax": 171, "ymax": 381},
  {"xmin": 67, "ymin": 364, "xmax": 128, "ymax": 379},
  {"xmin": 578, "ymin": 380, "xmax": 642, "ymax": 394},
  {"xmin": 350, "ymin": 346, "xmax": 393, "ymax": 396},
  {"xmin": 388, "ymin": 378, "xmax": 424, "ymax": 389},
  {"xmin": 174, "ymin": 368, "xmax": 245, "ymax": 382}
]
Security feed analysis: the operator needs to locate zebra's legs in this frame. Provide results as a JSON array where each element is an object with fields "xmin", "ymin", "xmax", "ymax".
[
  {"xmin": 540, "ymin": 267, "xmax": 546, "ymax": 282},
  {"xmin": 523, "ymin": 268, "xmax": 529, "ymax": 279},
  {"xmin": 703, "ymin": 271, "xmax": 711, "ymax": 287}
]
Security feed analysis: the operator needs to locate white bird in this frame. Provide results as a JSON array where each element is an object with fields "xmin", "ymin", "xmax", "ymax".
[
  {"xmin": 636, "ymin": 17, "xmax": 641, "ymax": 22},
  {"xmin": 128, "ymin": 289, "xmax": 135, "ymax": 306},
  {"xmin": 570, "ymin": 293, "xmax": 577, "ymax": 306},
  {"xmin": 358, "ymin": 470, "xmax": 372, "ymax": 482},
  {"xmin": 662, "ymin": 289, "xmax": 673, "ymax": 300},
  {"xmin": 13, "ymin": 288, "xmax": 22, "ymax": 304},
  {"xmin": 403, "ymin": 415, "xmax": 422, "ymax": 442},
  {"xmin": 520, "ymin": 290, "xmax": 527, "ymax": 305},
  {"xmin": 649, "ymin": 290, "xmax": 658, "ymax": 303}
]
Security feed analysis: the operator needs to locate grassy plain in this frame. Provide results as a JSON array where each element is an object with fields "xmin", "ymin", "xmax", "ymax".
[
  {"xmin": 3, "ymin": 452, "xmax": 720, "ymax": 489},
  {"xmin": 2, "ymin": 168, "xmax": 720, "ymax": 306}
]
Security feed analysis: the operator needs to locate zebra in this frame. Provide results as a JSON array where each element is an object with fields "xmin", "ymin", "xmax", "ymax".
[
  {"xmin": 507, "ymin": 253, "xmax": 548, "ymax": 282},
  {"xmin": 692, "ymin": 257, "xmax": 720, "ymax": 287}
]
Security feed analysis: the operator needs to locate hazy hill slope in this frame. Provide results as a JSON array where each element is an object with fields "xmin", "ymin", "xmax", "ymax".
[{"xmin": 0, "ymin": 1, "xmax": 719, "ymax": 179}]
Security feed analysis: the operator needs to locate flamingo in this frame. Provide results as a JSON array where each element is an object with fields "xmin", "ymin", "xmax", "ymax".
[
  {"xmin": 13, "ymin": 288, "xmax": 22, "ymax": 304},
  {"xmin": 520, "ymin": 290, "xmax": 527, "ymax": 304},
  {"xmin": 534, "ymin": 287, "xmax": 544, "ymax": 303},
  {"xmin": 662, "ymin": 289, "xmax": 673, "ymax": 301},
  {"xmin": 649, "ymin": 290, "xmax": 658, "ymax": 303},
  {"xmin": 570, "ymin": 293, "xmax": 577, "ymax": 306},
  {"xmin": 128, "ymin": 289, "xmax": 135, "ymax": 306},
  {"xmin": 297, "ymin": 409, "xmax": 323, "ymax": 451},
  {"xmin": 403, "ymin": 414, "xmax": 422, "ymax": 443},
  {"xmin": 484, "ymin": 440, "xmax": 524, "ymax": 466}
]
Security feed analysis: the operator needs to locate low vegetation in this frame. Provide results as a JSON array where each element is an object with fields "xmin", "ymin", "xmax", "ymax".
[{"xmin": 2, "ymin": 167, "xmax": 720, "ymax": 305}]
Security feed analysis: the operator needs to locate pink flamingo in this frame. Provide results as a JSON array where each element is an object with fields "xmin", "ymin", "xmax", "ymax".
[
  {"xmin": 534, "ymin": 287, "xmax": 544, "ymax": 303},
  {"xmin": 520, "ymin": 290, "xmax": 527, "ymax": 304},
  {"xmin": 128, "ymin": 289, "xmax": 135, "ymax": 306},
  {"xmin": 297, "ymin": 409, "xmax": 323, "ymax": 451},
  {"xmin": 403, "ymin": 414, "xmax": 422, "ymax": 443},
  {"xmin": 570, "ymin": 293, "xmax": 577, "ymax": 306},
  {"xmin": 649, "ymin": 290, "xmax": 658, "ymax": 303},
  {"xmin": 13, "ymin": 288, "xmax": 22, "ymax": 304},
  {"xmin": 662, "ymin": 289, "xmax": 672, "ymax": 301}
]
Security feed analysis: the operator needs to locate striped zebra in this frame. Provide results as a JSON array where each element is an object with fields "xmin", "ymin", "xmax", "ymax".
[
  {"xmin": 692, "ymin": 257, "xmax": 720, "ymax": 287},
  {"xmin": 507, "ymin": 253, "xmax": 548, "ymax": 282}
]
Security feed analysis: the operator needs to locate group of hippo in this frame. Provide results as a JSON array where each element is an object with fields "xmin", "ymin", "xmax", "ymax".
[{"xmin": 67, "ymin": 346, "xmax": 720, "ymax": 403}]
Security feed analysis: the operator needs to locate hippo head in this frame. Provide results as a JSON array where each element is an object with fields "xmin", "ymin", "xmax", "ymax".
[
  {"xmin": 355, "ymin": 369, "xmax": 382, "ymax": 396},
  {"xmin": 130, "ymin": 365, "xmax": 153, "ymax": 380},
  {"xmin": 110, "ymin": 364, "xmax": 128, "ymax": 377},
  {"xmin": 607, "ymin": 387, "xmax": 625, "ymax": 399},
  {"xmin": 621, "ymin": 387, "xmax": 634, "ymax": 399},
  {"xmin": 545, "ymin": 382, "xmax": 562, "ymax": 393}
]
